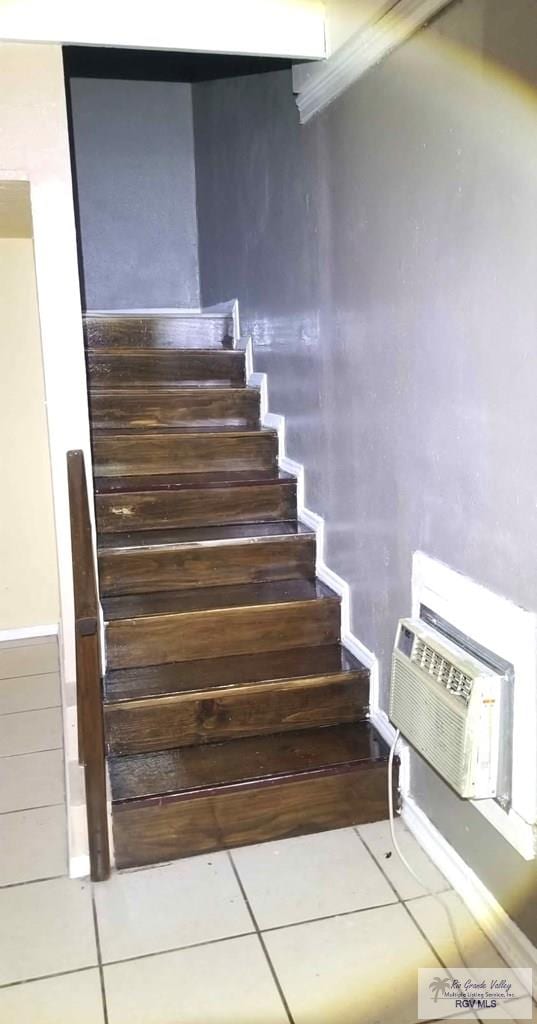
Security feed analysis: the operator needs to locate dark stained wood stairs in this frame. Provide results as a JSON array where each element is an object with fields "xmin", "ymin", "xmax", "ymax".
[{"xmin": 84, "ymin": 313, "xmax": 395, "ymax": 871}]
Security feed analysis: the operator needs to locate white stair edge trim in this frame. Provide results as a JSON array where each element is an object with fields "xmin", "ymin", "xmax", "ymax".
[
  {"xmin": 246, "ymin": 333, "xmax": 534, "ymax": 967},
  {"xmin": 82, "ymin": 307, "xmax": 239, "ymax": 318},
  {"xmin": 84, "ymin": 307, "xmax": 202, "ymax": 316},
  {"xmin": 296, "ymin": 0, "xmax": 454, "ymax": 124},
  {"xmin": 0, "ymin": 623, "xmax": 58, "ymax": 644},
  {"xmin": 402, "ymin": 795, "xmax": 537, "ymax": 995},
  {"xmin": 206, "ymin": 298, "xmax": 241, "ymax": 346},
  {"xmin": 248, "ymin": 352, "xmax": 412, "ymax": 794},
  {"xmin": 84, "ymin": 300, "xmax": 239, "ymax": 318}
]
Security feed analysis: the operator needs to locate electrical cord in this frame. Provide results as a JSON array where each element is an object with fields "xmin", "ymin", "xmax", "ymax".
[{"xmin": 388, "ymin": 729, "xmax": 471, "ymax": 972}]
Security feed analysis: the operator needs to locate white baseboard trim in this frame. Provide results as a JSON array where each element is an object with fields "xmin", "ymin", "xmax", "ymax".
[
  {"xmin": 246, "ymin": 326, "xmax": 536, "ymax": 983},
  {"xmin": 69, "ymin": 853, "xmax": 91, "ymax": 879},
  {"xmin": 248, "ymin": 340, "xmax": 411, "ymax": 792},
  {"xmin": 202, "ymin": 299, "xmax": 235, "ymax": 314},
  {"xmin": 0, "ymin": 624, "xmax": 58, "ymax": 644},
  {"xmin": 402, "ymin": 795, "xmax": 537, "ymax": 995}
]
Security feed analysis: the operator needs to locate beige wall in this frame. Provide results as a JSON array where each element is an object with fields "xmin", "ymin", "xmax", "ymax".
[
  {"xmin": 0, "ymin": 43, "xmax": 92, "ymax": 683},
  {"xmin": 0, "ymin": 236, "xmax": 59, "ymax": 629},
  {"xmin": 0, "ymin": 43, "xmax": 92, "ymax": 874}
]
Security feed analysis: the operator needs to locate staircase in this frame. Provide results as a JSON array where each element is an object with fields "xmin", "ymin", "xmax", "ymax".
[{"xmin": 84, "ymin": 311, "xmax": 395, "ymax": 870}]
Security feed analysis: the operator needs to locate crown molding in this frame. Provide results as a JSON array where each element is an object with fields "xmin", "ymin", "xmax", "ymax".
[{"xmin": 295, "ymin": 0, "xmax": 454, "ymax": 124}]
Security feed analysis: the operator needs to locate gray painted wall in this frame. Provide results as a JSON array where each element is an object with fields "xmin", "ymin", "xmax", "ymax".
[
  {"xmin": 193, "ymin": 0, "xmax": 537, "ymax": 943},
  {"xmin": 69, "ymin": 78, "xmax": 200, "ymax": 309}
]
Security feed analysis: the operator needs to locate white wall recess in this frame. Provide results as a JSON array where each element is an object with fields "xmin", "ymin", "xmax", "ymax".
[{"xmin": 412, "ymin": 551, "xmax": 537, "ymax": 860}]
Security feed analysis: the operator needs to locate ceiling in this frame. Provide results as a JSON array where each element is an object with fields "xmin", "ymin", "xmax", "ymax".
[{"xmin": 63, "ymin": 46, "xmax": 294, "ymax": 83}]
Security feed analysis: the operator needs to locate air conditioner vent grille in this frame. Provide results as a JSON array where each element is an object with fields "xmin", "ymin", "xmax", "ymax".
[
  {"xmin": 412, "ymin": 638, "xmax": 473, "ymax": 703},
  {"xmin": 390, "ymin": 658, "xmax": 467, "ymax": 792}
]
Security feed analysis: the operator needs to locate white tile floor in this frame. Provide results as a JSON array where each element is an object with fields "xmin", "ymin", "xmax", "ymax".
[{"xmin": 0, "ymin": 638, "xmax": 534, "ymax": 1023}]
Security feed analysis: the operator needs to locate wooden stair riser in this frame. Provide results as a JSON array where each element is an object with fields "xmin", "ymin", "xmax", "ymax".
[
  {"xmin": 89, "ymin": 388, "xmax": 259, "ymax": 430},
  {"xmin": 96, "ymin": 480, "xmax": 297, "ymax": 533},
  {"xmin": 112, "ymin": 763, "xmax": 390, "ymax": 868},
  {"xmin": 105, "ymin": 598, "xmax": 341, "ymax": 669},
  {"xmin": 87, "ymin": 349, "xmax": 245, "ymax": 387},
  {"xmin": 105, "ymin": 674, "xmax": 368, "ymax": 755},
  {"xmin": 98, "ymin": 535, "xmax": 316, "ymax": 596},
  {"xmin": 92, "ymin": 432, "xmax": 277, "ymax": 477},
  {"xmin": 84, "ymin": 315, "xmax": 233, "ymax": 350},
  {"xmin": 104, "ymin": 645, "xmax": 365, "ymax": 703},
  {"xmin": 103, "ymin": 675, "xmax": 366, "ymax": 757}
]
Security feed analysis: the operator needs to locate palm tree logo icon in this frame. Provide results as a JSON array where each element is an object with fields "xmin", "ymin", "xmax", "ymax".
[{"xmin": 429, "ymin": 976, "xmax": 451, "ymax": 1002}]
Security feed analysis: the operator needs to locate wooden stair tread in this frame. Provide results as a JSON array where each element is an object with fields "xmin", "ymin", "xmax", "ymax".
[
  {"xmin": 102, "ymin": 578, "xmax": 335, "ymax": 622},
  {"xmin": 98, "ymin": 521, "xmax": 312, "ymax": 551},
  {"xmin": 92, "ymin": 382, "xmax": 247, "ymax": 390},
  {"xmin": 90, "ymin": 386, "xmax": 250, "ymax": 397},
  {"xmin": 89, "ymin": 386, "xmax": 260, "ymax": 431},
  {"xmin": 79, "ymin": 315, "xmax": 388, "ymax": 872},
  {"xmin": 92, "ymin": 427, "xmax": 277, "ymax": 478},
  {"xmin": 110, "ymin": 721, "xmax": 388, "ymax": 803},
  {"xmin": 95, "ymin": 471, "xmax": 297, "ymax": 533},
  {"xmin": 94, "ymin": 468, "xmax": 294, "ymax": 494},
  {"xmin": 84, "ymin": 313, "xmax": 233, "ymax": 350},
  {"xmin": 91, "ymin": 425, "xmax": 271, "ymax": 437},
  {"xmin": 104, "ymin": 644, "xmax": 366, "ymax": 703},
  {"xmin": 88, "ymin": 347, "xmax": 239, "ymax": 356},
  {"xmin": 87, "ymin": 348, "xmax": 245, "ymax": 387}
]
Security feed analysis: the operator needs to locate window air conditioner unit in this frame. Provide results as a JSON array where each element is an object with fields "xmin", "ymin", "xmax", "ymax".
[{"xmin": 390, "ymin": 618, "xmax": 506, "ymax": 800}]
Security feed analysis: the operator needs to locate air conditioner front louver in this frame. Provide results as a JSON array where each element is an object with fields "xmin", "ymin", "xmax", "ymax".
[
  {"xmin": 390, "ymin": 618, "xmax": 504, "ymax": 799},
  {"xmin": 412, "ymin": 638, "xmax": 473, "ymax": 703}
]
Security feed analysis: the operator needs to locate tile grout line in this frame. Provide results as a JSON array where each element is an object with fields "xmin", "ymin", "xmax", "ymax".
[
  {"xmin": 358, "ymin": 830, "xmax": 484, "ymax": 1022},
  {"xmin": 0, "ymin": 964, "xmax": 97, "ymax": 991},
  {"xmin": 260, "ymin": 898, "xmax": 404, "ymax": 935},
  {"xmin": 0, "ymin": 932, "xmax": 259, "ymax": 991},
  {"xmin": 0, "ymin": 873, "xmax": 66, "ymax": 891},
  {"xmin": 91, "ymin": 889, "xmax": 110, "ymax": 1024},
  {"xmin": 0, "ymin": 878, "xmax": 463, "ymax": 985},
  {"xmin": 353, "ymin": 826, "xmax": 402, "ymax": 899},
  {"xmin": 399, "ymin": 898, "xmax": 451, "ymax": 971},
  {"xmin": 0, "ymin": 746, "xmax": 63, "ymax": 760},
  {"xmin": 355, "ymin": 828, "xmax": 468, "ymax": 1018},
  {"xmin": 99, "ymin": 930, "xmax": 257, "ymax": 969},
  {"xmin": 0, "ymin": 823, "xmax": 486, "ymax": 1016},
  {"xmin": 355, "ymin": 826, "xmax": 451, "ymax": 903},
  {"xmin": 226, "ymin": 850, "xmax": 296, "ymax": 1024},
  {"xmin": 355, "ymin": 828, "xmax": 500, "ymax": 1021},
  {"xmin": 0, "ymin": 802, "xmax": 65, "ymax": 817},
  {"xmin": 0, "ymin": 890, "xmax": 458, "ymax": 991},
  {"xmin": 403, "ymin": 894, "xmax": 526, "ymax": 1022},
  {"xmin": 0, "ymin": 671, "xmax": 60, "ymax": 683},
  {"xmin": 0, "ymin": 704, "xmax": 61, "ymax": 717}
]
